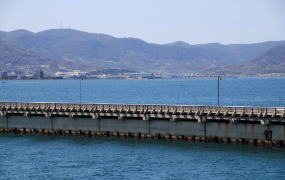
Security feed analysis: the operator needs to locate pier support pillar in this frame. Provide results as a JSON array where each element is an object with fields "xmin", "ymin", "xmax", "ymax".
[
  {"xmin": 91, "ymin": 113, "xmax": 98, "ymax": 119},
  {"xmin": 24, "ymin": 111, "xmax": 29, "ymax": 116},
  {"xmin": 142, "ymin": 114, "xmax": 150, "ymax": 121}
]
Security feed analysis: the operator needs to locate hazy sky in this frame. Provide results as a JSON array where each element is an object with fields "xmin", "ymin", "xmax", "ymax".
[{"xmin": 0, "ymin": 0, "xmax": 284, "ymax": 45}]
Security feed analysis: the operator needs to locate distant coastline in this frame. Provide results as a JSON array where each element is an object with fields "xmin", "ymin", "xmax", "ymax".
[{"xmin": 1, "ymin": 75, "xmax": 285, "ymax": 81}]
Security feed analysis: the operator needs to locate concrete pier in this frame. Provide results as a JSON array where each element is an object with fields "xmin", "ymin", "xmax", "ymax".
[{"xmin": 0, "ymin": 102, "xmax": 285, "ymax": 147}]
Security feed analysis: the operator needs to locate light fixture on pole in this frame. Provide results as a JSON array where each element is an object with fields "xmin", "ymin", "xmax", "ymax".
[
  {"xmin": 218, "ymin": 75, "xmax": 222, "ymax": 106},
  {"xmin": 79, "ymin": 76, "xmax": 83, "ymax": 103}
]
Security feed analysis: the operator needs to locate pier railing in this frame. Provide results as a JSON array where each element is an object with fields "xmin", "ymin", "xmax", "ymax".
[{"xmin": 0, "ymin": 102, "xmax": 284, "ymax": 118}]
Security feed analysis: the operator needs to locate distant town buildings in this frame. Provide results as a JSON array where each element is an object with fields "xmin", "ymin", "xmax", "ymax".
[
  {"xmin": 124, "ymin": 73, "xmax": 155, "ymax": 79},
  {"xmin": 33, "ymin": 69, "xmax": 44, "ymax": 79},
  {"xmin": 0, "ymin": 71, "xmax": 7, "ymax": 79},
  {"xmin": 0, "ymin": 69, "xmax": 45, "ymax": 79},
  {"xmin": 1, "ymin": 69, "xmax": 284, "ymax": 80}
]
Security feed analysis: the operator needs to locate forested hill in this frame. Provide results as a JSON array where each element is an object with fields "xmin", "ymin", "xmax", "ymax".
[
  {"xmin": 1, "ymin": 29, "xmax": 285, "ymax": 74},
  {"xmin": 200, "ymin": 45, "xmax": 285, "ymax": 76},
  {"xmin": 0, "ymin": 29, "xmax": 242, "ymax": 73},
  {"xmin": 0, "ymin": 39, "xmax": 96, "ymax": 73},
  {"xmin": 166, "ymin": 40, "xmax": 285, "ymax": 62}
]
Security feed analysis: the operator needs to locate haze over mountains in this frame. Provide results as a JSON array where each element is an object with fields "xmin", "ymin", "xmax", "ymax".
[
  {"xmin": 200, "ymin": 45, "xmax": 285, "ymax": 76},
  {"xmin": 0, "ymin": 29, "xmax": 284, "ymax": 76},
  {"xmin": 0, "ymin": 39, "xmax": 96, "ymax": 74}
]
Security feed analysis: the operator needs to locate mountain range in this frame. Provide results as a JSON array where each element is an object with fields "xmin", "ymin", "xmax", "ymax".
[
  {"xmin": 0, "ymin": 29, "xmax": 284, "ymax": 75},
  {"xmin": 0, "ymin": 39, "xmax": 96, "ymax": 74},
  {"xmin": 200, "ymin": 45, "xmax": 285, "ymax": 76}
]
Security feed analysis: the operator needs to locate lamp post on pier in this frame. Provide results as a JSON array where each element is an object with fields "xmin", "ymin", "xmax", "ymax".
[
  {"xmin": 79, "ymin": 76, "xmax": 83, "ymax": 103},
  {"xmin": 218, "ymin": 75, "xmax": 222, "ymax": 106}
]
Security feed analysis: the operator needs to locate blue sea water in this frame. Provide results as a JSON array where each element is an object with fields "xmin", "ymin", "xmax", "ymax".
[
  {"xmin": 0, "ymin": 77, "xmax": 285, "ymax": 179},
  {"xmin": 1, "ymin": 77, "xmax": 285, "ymax": 107}
]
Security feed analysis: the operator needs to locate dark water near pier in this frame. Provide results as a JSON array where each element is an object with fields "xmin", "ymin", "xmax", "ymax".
[
  {"xmin": 1, "ymin": 77, "xmax": 285, "ymax": 179},
  {"xmin": 1, "ymin": 134, "xmax": 285, "ymax": 179}
]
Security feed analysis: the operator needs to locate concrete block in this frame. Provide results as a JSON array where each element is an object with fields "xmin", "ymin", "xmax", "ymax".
[
  {"xmin": 20, "ymin": 129, "xmax": 24, "ymax": 133},
  {"xmin": 172, "ymin": 136, "xmax": 178, "ymax": 140},
  {"xmin": 257, "ymin": 140, "xmax": 264, "ymax": 146},
  {"xmin": 207, "ymin": 137, "xmax": 216, "ymax": 143},
  {"xmin": 248, "ymin": 140, "xmax": 253, "ymax": 144},
  {"xmin": 188, "ymin": 136, "xmax": 194, "ymax": 141},
  {"xmin": 152, "ymin": 134, "xmax": 157, "ymax": 139},
  {"xmin": 272, "ymin": 141, "xmax": 279, "ymax": 146},
  {"xmin": 195, "ymin": 137, "xmax": 200, "ymax": 141},
  {"xmin": 97, "ymin": 132, "xmax": 102, "ymax": 136}
]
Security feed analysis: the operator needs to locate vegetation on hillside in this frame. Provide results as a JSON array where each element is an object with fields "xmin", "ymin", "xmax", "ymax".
[
  {"xmin": 200, "ymin": 45, "xmax": 285, "ymax": 76},
  {"xmin": 1, "ymin": 29, "xmax": 284, "ymax": 75},
  {"xmin": 0, "ymin": 39, "xmax": 96, "ymax": 73}
]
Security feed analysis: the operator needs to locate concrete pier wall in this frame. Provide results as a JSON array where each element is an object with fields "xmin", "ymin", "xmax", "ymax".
[
  {"xmin": 99, "ymin": 119, "xmax": 149, "ymax": 134},
  {"xmin": 1, "ymin": 102, "xmax": 285, "ymax": 146},
  {"xmin": 0, "ymin": 116, "xmax": 7, "ymax": 129},
  {"xmin": 8, "ymin": 116, "xmax": 52, "ymax": 130},
  {"xmin": 53, "ymin": 117, "xmax": 99, "ymax": 132},
  {"xmin": 1, "ymin": 114, "xmax": 284, "ymax": 142},
  {"xmin": 150, "ymin": 120, "xmax": 204, "ymax": 137},
  {"xmin": 206, "ymin": 123, "xmax": 268, "ymax": 140},
  {"xmin": 270, "ymin": 125, "xmax": 285, "ymax": 141}
]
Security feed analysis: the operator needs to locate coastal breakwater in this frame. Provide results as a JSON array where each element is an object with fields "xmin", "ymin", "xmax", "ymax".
[{"xmin": 1, "ymin": 102, "xmax": 285, "ymax": 147}]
